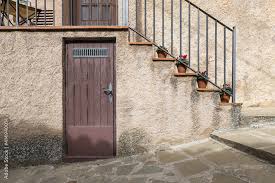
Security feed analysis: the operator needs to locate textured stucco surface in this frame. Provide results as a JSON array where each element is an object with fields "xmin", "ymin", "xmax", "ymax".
[
  {"xmin": 129, "ymin": 0, "xmax": 275, "ymax": 108},
  {"xmin": 0, "ymin": 30, "xmax": 240, "ymax": 166}
]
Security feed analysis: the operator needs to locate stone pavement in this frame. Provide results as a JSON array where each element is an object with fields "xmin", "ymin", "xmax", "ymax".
[
  {"xmin": 2, "ymin": 137, "xmax": 275, "ymax": 183},
  {"xmin": 211, "ymin": 125, "xmax": 275, "ymax": 164}
]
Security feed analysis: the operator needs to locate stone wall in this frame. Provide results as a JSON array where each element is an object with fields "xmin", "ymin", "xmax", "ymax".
[{"xmin": 0, "ymin": 30, "xmax": 240, "ymax": 166}]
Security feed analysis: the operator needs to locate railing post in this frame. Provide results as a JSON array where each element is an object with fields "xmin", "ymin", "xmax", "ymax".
[
  {"xmin": 7, "ymin": 0, "xmax": 10, "ymax": 26},
  {"xmin": 232, "ymin": 27, "xmax": 237, "ymax": 103},
  {"xmin": 144, "ymin": 0, "xmax": 147, "ymax": 36},
  {"xmin": 16, "ymin": 0, "xmax": 19, "ymax": 26},
  {"xmin": 53, "ymin": 0, "xmax": 55, "ymax": 26}
]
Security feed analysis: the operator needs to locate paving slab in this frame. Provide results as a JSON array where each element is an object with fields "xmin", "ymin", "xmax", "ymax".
[
  {"xmin": 211, "ymin": 126, "xmax": 275, "ymax": 164},
  {"xmin": 211, "ymin": 173, "xmax": 246, "ymax": 183},
  {"xmin": 174, "ymin": 159, "xmax": 210, "ymax": 177},
  {"xmin": 6, "ymin": 138, "xmax": 275, "ymax": 183},
  {"xmin": 179, "ymin": 140, "xmax": 223, "ymax": 156},
  {"xmin": 157, "ymin": 150, "xmax": 189, "ymax": 164}
]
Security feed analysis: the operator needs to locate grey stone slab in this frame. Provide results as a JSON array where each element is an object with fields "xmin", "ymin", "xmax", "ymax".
[
  {"xmin": 239, "ymin": 168, "xmax": 275, "ymax": 183},
  {"xmin": 78, "ymin": 176, "xmax": 112, "ymax": 183},
  {"xmin": 221, "ymin": 133, "xmax": 274, "ymax": 148},
  {"xmin": 261, "ymin": 145, "xmax": 275, "ymax": 154},
  {"xmin": 40, "ymin": 176, "xmax": 68, "ymax": 183},
  {"xmin": 157, "ymin": 150, "xmax": 189, "ymax": 163},
  {"xmin": 116, "ymin": 163, "xmax": 138, "ymax": 175},
  {"xmin": 204, "ymin": 150, "xmax": 238, "ymax": 165},
  {"xmin": 134, "ymin": 165, "xmax": 163, "ymax": 174},
  {"xmin": 149, "ymin": 180, "xmax": 177, "ymax": 183},
  {"xmin": 211, "ymin": 173, "xmax": 246, "ymax": 183},
  {"xmin": 189, "ymin": 176, "xmax": 209, "ymax": 183},
  {"xmin": 174, "ymin": 159, "xmax": 209, "ymax": 177},
  {"xmin": 128, "ymin": 177, "xmax": 148, "ymax": 183},
  {"xmin": 181, "ymin": 141, "xmax": 223, "ymax": 156},
  {"xmin": 258, "ymin": 128, "xmax": 275, "ymax": 136},
  {"xmin": 94, "ymin": 162, "xmax": 120, "ymax": 175},
  {"xmin": 112, "ymin": 177, "xmax": 129, "ymax": 183}
]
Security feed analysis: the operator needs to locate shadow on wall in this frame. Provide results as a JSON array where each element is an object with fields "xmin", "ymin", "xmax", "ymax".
[
  {"xmin": 0, "ymin": 115, "xmax": 63, "ymax": 168},
  {"xmin": 118, "ymin": 128, "xmax": 151, "ymax": 156}
]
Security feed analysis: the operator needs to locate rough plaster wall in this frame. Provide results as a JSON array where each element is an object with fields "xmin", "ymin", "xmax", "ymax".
[
  {"xmin": 129, "ymin": 0, "xmax": 275, "ymax": 107},
  {"xmin": 200, "ymin": 0, "xmax": 275, "ymax": 108},
  {"xmin": 0, "ymin": 30, "xmax": 239, "ymax": 166}
]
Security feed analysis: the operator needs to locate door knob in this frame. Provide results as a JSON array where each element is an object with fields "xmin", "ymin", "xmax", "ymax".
[{"xmin": 103, "ymin": 83, "xmax": 113, "ymax": 103}]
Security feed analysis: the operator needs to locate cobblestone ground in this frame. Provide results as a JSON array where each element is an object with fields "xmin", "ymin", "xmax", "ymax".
[{"xmin": 2, "ymin": 139, "xmax": 275, "ymax": 183}]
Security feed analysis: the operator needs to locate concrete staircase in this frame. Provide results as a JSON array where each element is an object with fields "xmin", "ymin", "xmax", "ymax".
[{"xmin": 125, "ymin": 41, "xmax": 242, "ymax": 151}]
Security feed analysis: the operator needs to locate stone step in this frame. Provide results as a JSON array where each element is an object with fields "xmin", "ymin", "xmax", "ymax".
[
  {"xmin": 210, "ymin": 126, "xmax": 275, "ymax": 164},
  {"xmin": 128, "ymin": 42, "xmax": 153, "ymax": 46},
  {"xmin": 197, "ymin": 88, "xmax": 221, "ymax": 93},
  {"xmin": 152, "ymin": 58, "xmax": 176, "ymax": 62},
  {"xmin": 240, "ymin": 107, "xmax": 275, "ymax": 127},
  {"xmin": 174, "ymin": 72, "xmax": 197, "ymax": 77}
]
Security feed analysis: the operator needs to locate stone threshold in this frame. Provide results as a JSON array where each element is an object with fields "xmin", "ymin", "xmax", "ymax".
[{"xmin": 210, "ymin": 127, "xmax": 275, "ymax": 165}]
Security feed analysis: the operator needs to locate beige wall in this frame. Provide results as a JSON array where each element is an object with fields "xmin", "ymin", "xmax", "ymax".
[
  {"xmin": 129, "ymin": 0, "xmax": 275, "ymax": 107},
  {"xmin": 196, "ymin": 0, "xmax": 275, "ymax": 108},
  {"xmin": 0, "ymin": 30, "xmax": 240, "ymax": 166}
]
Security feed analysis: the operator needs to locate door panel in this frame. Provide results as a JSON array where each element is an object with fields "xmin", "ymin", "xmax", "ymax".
[
  {"xmin": 65, "ymin": 42, "xmax": 115, "ymax": 158},
  {"xmin": 75, "ymin": 0, "xmax": 117, "ymax": 25}
]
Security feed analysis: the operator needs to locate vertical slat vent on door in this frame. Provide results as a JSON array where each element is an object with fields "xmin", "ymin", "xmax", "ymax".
[{"xmin": 73, "ymin": 48, "xmax": 108, "ymax": 58}]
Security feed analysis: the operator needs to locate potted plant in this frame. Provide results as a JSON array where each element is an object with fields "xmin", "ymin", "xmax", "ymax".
[
  {"xmin": 176, "ymin": 54, "xmax": 189, "ymax": 73},
  {"xmin": 197, "ymin": 71, "xmax": 208, "ymax": 88},
  {"xmin": 220, "ymin": 84, "xmax": 232, "ymax": 103},
  {"xmin": 156, "ymin": 46, "xmax": 168, "ymax": 58}
]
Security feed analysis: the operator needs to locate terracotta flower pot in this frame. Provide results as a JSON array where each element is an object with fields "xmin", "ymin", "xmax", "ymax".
[
  {"xmin": 157, "ymin": 51, "xmax": 167, "ymax": 58},
  {"xmin": 220, "ymin": 93, "xmax": 231, "ymax": 103},
  {"xmin": 177, "ymin": 64, "xmax": 187, "ymax": 73},
  {"xmin": 197, "ymin": 79, "xmax": 208, "ymax": 88}
]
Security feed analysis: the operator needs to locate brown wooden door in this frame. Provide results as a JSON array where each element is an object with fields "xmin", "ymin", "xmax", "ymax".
[
  {"xmin": 65, "ymin": 42, "xmax": 115, "ymax": 158},
  {"xmin": 74, "ymin": 0, "xmax": 117, "ymax": 25}
]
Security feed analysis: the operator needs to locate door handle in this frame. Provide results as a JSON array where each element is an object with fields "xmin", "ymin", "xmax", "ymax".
[
  {"xmin": 103, "ymin": 83, "xmax": 113, "ymax": 96},
  {"xmin": 103, "ymin": 83, "xmax": 113, "ymax": 103}
]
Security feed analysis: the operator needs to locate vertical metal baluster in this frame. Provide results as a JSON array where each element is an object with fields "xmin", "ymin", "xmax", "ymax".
[
  {"xmin": 0, "ymin": 3, "xmax": 3, "ymax": 26},
  {"xmin": 215, "ymin": 20, "xmax": 218, "ymax": 84},
  {"xmin": 125, "ymin": 0, "xmax": 129, "ymax": 26},
  {"xmin": 153, "ymin": 0, "xmax": 155, "ymax": 42},
  {"xmin": 128, "ymin": 29, "xmax": 130, "ymax": 42},
  {"xmin": 162, "ymin": 0, "xmax": 164, "ymax": 46},
  {"xmin": 171, "ymin": 0, "xmax": 173, "ymax": 54},
  {"xmin": 136, "ymin": 0, "xmax": 138, "ymax": 30},
  {"xmin": 180, "ymin": 0, "xmax": 182, "ymax": 55},
  {"xmin": 26, "ymin": 0, "xmax": 28, "ymax": 25},
  {"xmin": 144, "ymin": 0, "xmax": 147, "ymax": 36},
  {"xmin": 121, "ymin": 0, "xmax": 124, "ymax": 26},
  {"xmin": 16, "ymin": 0, "xmax": 19, "ymax": 26},
  {"xmin": 206, "ymin": 15, "xmax": 209, "ymax": 75},
  {"xmin": 97, "ymin": 0, "xmax": 99, "ymax": 25},
  {"xmin": 53, "ymin": 0, "xmax": 55, "ymax": 26},
  {"xmin": 7, "ymin": 0, "xmax": 10, "ymax": 26},
  {"xmin": 197, "ymin": 9, "xmax": 200, "ymax": 71},
  {"xmin": 35, "ymin": 0, "xmax": 37, "ymax": 25},
  {"xmin": 44, "ymin": 0, "xmax": 46, "ymax": 26},
  {"xmin": 188, "ymin": 2, "xmax": 191, "ymax": 65},
  {"xmin": 224, "ymin": 27, "xmax": 227, "ymax": 84},
  {"xmin": 232, "ymin": 27, "xmax": 237, "ymax": 103}
]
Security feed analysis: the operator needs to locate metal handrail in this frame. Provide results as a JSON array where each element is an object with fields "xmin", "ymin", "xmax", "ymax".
[
  {"xmin": 129, "ymin": 26, "xmax": 234, "ymax": 97},
  {"xmin": 184, "ymin": 0, "xmax": 233, "ymax": 31},
  {"xmin": 132, "ymin": 0, "xmax": 237, "ymax": 103}
]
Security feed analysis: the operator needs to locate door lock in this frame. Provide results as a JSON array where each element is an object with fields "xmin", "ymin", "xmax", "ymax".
[{"xmin": 103, "ymin": 83, "xmax": 113, "ymax": 103}]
